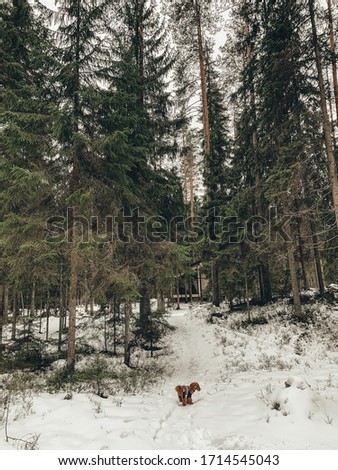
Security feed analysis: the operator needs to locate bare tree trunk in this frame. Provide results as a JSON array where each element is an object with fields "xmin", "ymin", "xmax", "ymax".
[
  {"xmin": 30, "ymin": 282, "xmax": 36, "ymax": 318},
  {"xmin": 11, "ymin": 290, "xmax": 18, "ymax": 341},
  {"xmin": 103, "ymin": 306, "xmax": 108, "ymax": 353},
  {"xmin": 3, "ymin": 284, "xmax": 8, "ymax": 323},
  {"xmin": 46, "ymin": 289, "xmax": 50, "ymax": 341},
  {"xmin": 245, "ymin": 271, "xmax": 251, "ymax": 322},
  {"xmin": 309, "ymin": 0, "xmax": 338, "ymax": 229},
  {"xmin": 67, "ymin": 243, "xmax": 78, "ymax": 370},
  {"xmin": 297, "ymin": 218, "xmax": 308, "ymax": 290},
  {"xmin": 176, "ymin": 276, "xmax": 181, "ymax": 310},
  {"xmin": 189, "ymin": 150, "xmax": 194, "ymax": 220},
  {"xmin": 124, "ymin": 299, "xmax": 132, "ymax": 367},
  {"xmin": 157, "ymin": 290, "xmax": 165, "ymax": 311},
  {"xmin": 183, "ymin": 153, "xmax": 188, "ymax": 205},
  {"xmin": 310, "ymin": 222, "xmax": 325, "ymax": 296},
  {"xmin": 189, "ymin": 273, "xmax": 193, "ymax": 303},
  {"xmin": 66, "ymin": 0, "xmax": 82, "ymax": 372},
  {"xmin": 195, "ymin": 2, "xmax": 210, "ymax": 155},
  {"xmin": 328, "ymin": 0, "xmax": 338, "ymax": 127},
  {"xmin": 198, "ymin": 266, "xmax": 203, "ymax": 300},
  {"xmin": 113, "ymin": 300, "xmax": 117, "ymax": 356},
  {"xmin": 83, "ymin": 271, "xmax": 89, "ymax": 313},
  {"xmin": 285, "ymin": 223, "xmax": 302, "ymax": 317},
  {"xmin": 140, "ymin": 284, "xmax": 150, "ymax": 320},
  {"xmin": 58, "ymin": 266, "xmax": 63, "ymax": 352},
  {"xmin": 212, "ymin": 263, "xmax": 220, "ymax": 307}
]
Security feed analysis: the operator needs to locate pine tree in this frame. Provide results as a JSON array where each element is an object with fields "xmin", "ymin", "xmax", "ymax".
[{"xmin": 309, "ymin": 0, "xmax": 338, "ymax": 230}]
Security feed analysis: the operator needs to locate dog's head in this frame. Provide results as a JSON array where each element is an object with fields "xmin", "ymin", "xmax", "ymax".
[
  {"xmin": 175, "ymin": 385, "xmax": 183, "ymax": 396},
  {"xmin": 189, "ymin": 382, "xmax": 201, "ymax": 392}
]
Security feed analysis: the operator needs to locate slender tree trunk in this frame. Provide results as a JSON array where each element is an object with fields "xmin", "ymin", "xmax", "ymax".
[
  {"xmin": 328, "ymin": 0, "xmax": 338, "ymax": 126},
  {"xmin": 67, "ymin": 0, "xmax": 81, "ymax": 371},
  {"xmin": 183, "ymin": 146, "xmax": 188, "ymax": 205},
  {"xmin": 30, "ymin": 282, "xmax": 36, "ymax": 317},
  {"xmin": 39, "ymin": 299, "xmax": 43, "ymax": 334},
  {"xmin": 124, "ymin": 299, "xmax": 132, "ymax": 367},
  {"xmin": 157, "ymin": 290, "xmax": 165, "ymax": 311},
  {"xmin": 189, "ymin": 273, "xmax": 193, "ymax": 303},
  {"xmin": 310, "ymin": 221, "xmax": 325, "ymax": 296},
  {"xmin": 58, "ymin": 266, "xmax": 63, "ymax": 352},
  {"xmin": 198, "ymin": 266, "xmax": 203, "ymax": 300},
  {"xmin": 104, "ymin": 306, "xmax": 108, "ymax": 352},
  {"xmin": 195, "ymin": 2, "xmax": 210, "ymax": 155},
  {"xmin": 176, "ymin": 276, "xmax": 181, "ymax": 310},
  {"xmin": 46, "ymin": 289, "xmax": 50, "ymax": 341},
  {"xmin": 139, "ymin": 284, "xmax": 150, "ymax": 320},
  {"xmin": 245, "ymin": 271, "xmax": 251, "ymax": 322},
  {"xmin": 309, "ymin": 0, "xmax": 338, "ymax": 229},
  {"xmin": 189, "ymin": 150, "xmax": 194, "ymax": 220},
  {"xmin": 0, "ymin": 284, "xmax": 4, "ymax": 353},
  {"xmin": 285, "ymin": 222, "xmax": 302, "ymax": 317},
  {"xmin": 113, "ymin": 300, "xmax": 117, "ymax": 356},
  {"xmin": 297, "ymin": 217, "xmax": 308, "ymax": 290},
  {"xmin": 3, "ymin": 284, "xmax": 8, "ymax": 323},
  {"xmin": 84, "ymin": 271, "xmax": 89, "ymax": 313},
  {"xmin": 11, "ymin": 290, "xmax": 18, "ymax": 341},
  {"xmin": 212, "ymin": 263, "xmax": 220, "ymax": 307},
  {"xmin": 184, "ymin": 276, "xmax": 188, "ymax": 303},
  {"xmin": 67, "ymin": 243, "xmax": 78, "ymax": 370}
]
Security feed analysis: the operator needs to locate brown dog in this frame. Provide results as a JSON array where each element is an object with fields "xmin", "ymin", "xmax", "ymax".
[{"xmin": 175, "ymin": 382, "xmax": 201, "ymax": 406}]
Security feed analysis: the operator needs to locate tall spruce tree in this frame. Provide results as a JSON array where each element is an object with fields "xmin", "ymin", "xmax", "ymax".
[
  {"xmin": 47, "ymin": 0, "xmax": 112, "ymax": 370},
  {"xmin": 0, "ymin": 0, "xmax": 55, "ymax": 350}
]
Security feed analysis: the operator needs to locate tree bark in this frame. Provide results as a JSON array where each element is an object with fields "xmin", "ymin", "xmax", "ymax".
[
  {"xmin": 157, "ymin": 290, "xmax": 165, "ymax": 311},
  {"xmin": 309, "ymin": 0, "xmax": 338, "ymax": 229},
  {"xmin": 195, "ymin": 1, "xmax": 211, "ymax": 156},
  {"xmin": 189, "ymin": 150, "xmax": 194, "ymax": 220},
  {"xmin": 67, "ymin": 243, "xmax": 78, "ymax": 370},
  {"xmin": 11, "ymin": 290, "xmax": 18, "ymax": 341},
  {"xmin": 3, "ymin": 284, "xmax": 8, "ymax": 323},
  {"xmin": 176, "ymin": 276, "xmax": 181, "ymax": 310},
  {"xmin": 297, "ymin": 217, "xmax": 308, "ymax": 290},
  {"xmin": 46, "ymin": 289, "xmax": 50, "ymax": 341},
  {"xmin": 30, "ymin": 282, "xmax": 36, "ymax": 317},
  {"xmin": 124, "ymin": 299, "xmax": 132, "ymax": 367},
  {"xmin": 310, "ymin": 221, "xmax": 325, "ymax": 296},
  {"xmin": 183, "ymin": 153, "xmax": 188, "ymax": 205},
  {"xmin": 139, "ymin": 284, "xmax": 150, "ymax": 319},
  {"xmin": 328, "ymin": 0, "xmax": 338, "ymax": 126},
  {"xmin": 212, "ymin": 263, "xmax": 220, "ymax": 307},
  {"xmin": 67, "ymin": 0, "xmax": 81, "ymax": 371},
  {"xmin": 285, "ymin": 222, "xmax": 302, "ymax": 317}
]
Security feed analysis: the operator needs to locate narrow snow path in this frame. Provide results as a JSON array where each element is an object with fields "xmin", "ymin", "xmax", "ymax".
[
  {"xmin": 150, "ymin": 304, "xmax": 222, "ymax": 449},
  {"xmin": 166, "ymin": 305, "xmax": 220, "ymax": 384}
]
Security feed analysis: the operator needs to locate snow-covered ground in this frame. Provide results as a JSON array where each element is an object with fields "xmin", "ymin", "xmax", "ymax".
[{"xmin": 1, "ymin": 302, "xmax": 338, "ymax": 450}]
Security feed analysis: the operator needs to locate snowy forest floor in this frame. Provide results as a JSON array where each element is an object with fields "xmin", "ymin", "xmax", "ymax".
[{"xmin": 1, "ymin": 300, "xmax": 338, "ymax": 450}]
